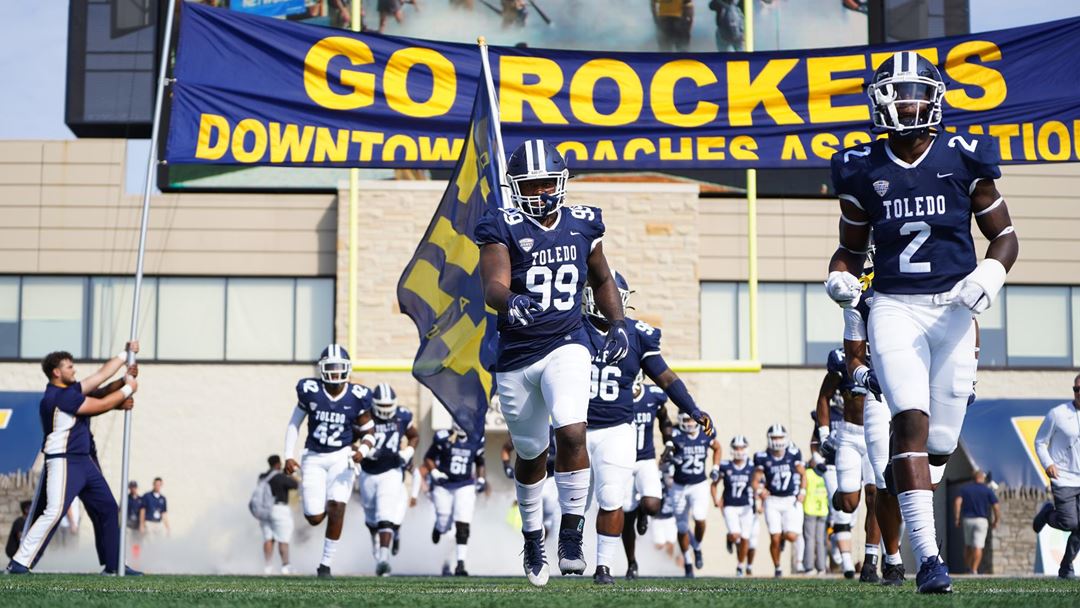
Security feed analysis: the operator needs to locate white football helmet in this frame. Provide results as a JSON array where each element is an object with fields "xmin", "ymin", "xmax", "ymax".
[
  {"xmin": 730, "ymin": 435, "xmax": 749, "ymax": 462},
  {"xmin": 372, "ymin": 383, "xmax": 397, "ymax": 419},
  {"xmin": 767, "ymin": 423, "xmax": 789, "ymax": 452},
  {"xmin": 679, "ymin": 412, "xmax": 699, "ymax": 435}
]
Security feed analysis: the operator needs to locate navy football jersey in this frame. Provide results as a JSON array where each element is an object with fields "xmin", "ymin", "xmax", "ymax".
[
  {"xmin": 831, "ymin": 134, "xmax": 1000, "ymax": 295},
  {"xmin": 425, "ymin": 429, "xmax": 485, "ymax": 489},
  {"xmin": 827, "ymin": 348, "xmax": 855, "ymax": 392},
  {"xmin": 296, "ymin": 378, "xmax": 372, "ymax": 454},
  {"xmin": 719, "ymin": 459, "xmax": 754, "ymax": 507},
  {"xmin": 584, "ymin": 316, "xmax": 663, "ymax": 429},
  {"xmin": 40, "ymin": 382, "xmax": 91, "ymax": 456},
  {"xmin": 811, "ymin": 402, "xmax": 845, "ymax": 435},
  {"xmin": 363, "ymin": 408, "xmax": 415, "ymax": 475},
  {"xmin": 633, "ymin": 384, "xmax": 669, "ymax": 461},
  {"xmin": 672, "ymin": 428, "xmax": 715, "ymax": 486},
  {"xmin": 754, "ymin": 447, "xmax": 804, "ymax": 497},
  {"xmin": 473, "ymin": 205, "xmax": 605, "ymax": 372}
]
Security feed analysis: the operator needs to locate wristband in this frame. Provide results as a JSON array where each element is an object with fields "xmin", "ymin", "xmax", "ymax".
[
  {"xmin": 817, "ymin": 425, "xmax": 830, "ymax": 443},
  {"xmin": 798, "ymin": 489, "xmax": 807, "ymax": 496},
  {"xmin": 120, "ymin": 385, "xmax": 134, "ymax": 399},
  {"xmin": 400, "ymin": 446, "xmax": 415, "ymax": 462},
  {"xmin": 477, "ymin": 476, "xmax": 486, "ymax": 485},
  {"xmin": 117, "ymin": 351, "xmax": 128, "ymax": 361},
  {"xmin": 357, "ymin": 443, "xmax": 372, "ymax": 459}
]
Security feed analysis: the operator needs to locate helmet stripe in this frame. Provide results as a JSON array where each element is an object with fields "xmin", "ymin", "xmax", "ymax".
[
  {"xmin": 525, "ymin": 139, "xmax": 535, "ymax": 173},
  {"xmin": 536, "ymin": 139, "xmax": 547, "ymax": 171}
]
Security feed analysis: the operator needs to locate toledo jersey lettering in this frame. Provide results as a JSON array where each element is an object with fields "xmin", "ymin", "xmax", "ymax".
[
  {"xmin": 831, "ymin": 134, "xmax": 1000, "ymax": 294},
  {"xmin": 363, "ymin": 408, "xmax": 414, "ymax": 475},
  {"xmin": 672, "ymin": 428, "xmax": 715, "ymax": 485},
  {"xmin": 754, "ymin": 447, "xmax": 804, "ymax": 497},
  {"xmin": 827, "ymin": 348, "xmax": 855, "ymax": 392},
  {"xmin": 296, "ymin": 378, "xmax": 371, "ymax": 454},
  {"xmin": 425, "ymin": 429, "xmax": 485, "ymax": 489},
  {"xmin": 473, "ymin": 205, "xmax": 605, "ymax": 372},
  {"xmin": 719, "ymin": 459, "xmax": 754, "ymax": 507},
  {"xmin": 584, "ymin": 316, "xmax": 663, "ymax": 429},
  {"xmin": 633, "ymin": 384, "xmax": 669, "ymax": 461}
]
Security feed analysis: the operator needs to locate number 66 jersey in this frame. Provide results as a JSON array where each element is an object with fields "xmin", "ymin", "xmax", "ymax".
[
  {"xmin": 474, "ymin": 205, "xmax": 605, "ymax": 372},
  {"xmin": 830, "ymin": 134, "xmax": 1000, "ymax": 294}
]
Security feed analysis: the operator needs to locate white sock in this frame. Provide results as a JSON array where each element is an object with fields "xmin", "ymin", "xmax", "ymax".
[
  {"xmin": 555, "ymin": 469, "xmax": 590, "ymax": 517},
  {"xmin": 320, "ymin": 538, "xmax": 338, "ymax": 567},
  {"xmin": 897, "ymin": 489, "xmax": 937, "ymax": 564},
  {"xmin": 865, "ymin": 544, "xmax": 880, "ymax": 557},
  {"xmin": 885, "ymin": 552, "xmax": 903, "ymax": 565},
  {"xmin": 377, "ymin": 545, "xmax": 390, "ymax": 563},
  {"xmin": 516, "ymin": 477, "xmax": 546, "ymax": 533},
  {"xmin": 688, "ymin": 531, "xmax": 701, "ymax": 551},
  {"xmin": 683, "ymin": 548, "xmax": 694, "ymax": 566},
  {"xmin": 597, "ymin": 533, "xmax": 620, "ymax": 567},
  {"xmin": 456, "ymin": 543, "xmax": 468, "ymax": 562},
  {"xmin": 841, "ymin": 552, "xmax": 854, "ymax": 572}
]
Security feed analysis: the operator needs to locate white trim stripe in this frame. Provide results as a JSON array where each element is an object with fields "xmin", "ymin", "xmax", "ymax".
[
  {"xmin": 525, "ymin": 140, "xmax": 535, "ymax": 173},
  {"xmin": 969, "ymin": 177, "xmax": 986, "ymax": 195},
  {"xmin": 974, "ymin": 197, "xmax": 1004, "ymax": 217},
  {"xmin": 838, "ymin": 194, "xmax": 864, "ymax": 211},
  {"xmin": 536, "ymin": 139, "xmax": 546, "ymax": 171},
  {"xmin": 991, "ymin": 225, "xmax": 1015, "ymax": 241},
  {"xmin": 840, "ymin": 214, "xmax": 869, "ymax": 226},
  {"xmin": 884, "ymin": 136, "xmax": 936, "ymax": 169}
]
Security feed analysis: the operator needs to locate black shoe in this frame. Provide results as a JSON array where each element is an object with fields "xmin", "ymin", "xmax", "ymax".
[
  {"xmin": 6, "ymin": 561, "xmax": 30, "ymax": 575},
  {"xmin": 694, "ymin": 548, "xmax": 704, "ymax": 570},
  {"xmin": 726, "ymin": 538, "xmax": 734, "ymax": 554},
  {"xmin": 881, "ymin": 562, "xmax": 905, "ymax": 586},
  {"xmin": 101, "ymin": 564, "xmax": 142, "ymax": 576},
  {"xmin": 522, "ymin": 529, "xmax": 550, "ymax": 587},
  {"xmin": 635, "ymin": 510, "xmax": 649, "ymax": 536},
  {"xmin": 392, "ymin": 533, "xmax": 401, "ymax": 556},
  {"xmin": 593, "ymin": 565, "xmax": 615, "ymax": 585},
  {"xmin": 684, "ymin": 563, "xmax": 694, "ymax": 578},
  {"xmin": 626, "ymin": 561, "xmax": 639, "ymax": 580},
  {"xmin": 558, "ymin": 527, "xmax": 587, "ymax": 575},
  {"xmin": 455, "ymin": 560, "xmax": 469, "ymax": 577},
  {"xmin": 860, "ymin": 556, "xmax": 880, "ymax": 583},
  {"xmin": 844, "ymin": 569, "xmax": 856, "ymax": 579},
  {"xmin": 432, "ymin": 528, "xmax": 442, "ymax": 544},
  {"xmin": 1034, "ymin": 501, "xmax": 1054, "ymax": 533},
  {"xmin": 441, "ymin": 562, "xmax": 452, "ymax": 577},
  {"xmin": 316, "ymin": 564, "xmax": 332, "ymax": 579},
  {"xmin": 915, "ymin": 556, "xmax": 952, "ymax": 594}
]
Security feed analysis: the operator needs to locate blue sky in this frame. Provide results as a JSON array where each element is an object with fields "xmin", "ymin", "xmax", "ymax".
[{"xmin": 0, "ymin": 1, "xmax": 1077, "ymax": 140}]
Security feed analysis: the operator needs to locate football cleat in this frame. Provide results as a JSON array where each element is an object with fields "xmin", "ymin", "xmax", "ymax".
[
  {"xmin": 280, "ymin": 565, "xmax": 291, "ymax": 575},
  {"xmin": 844, "ymin": 568, "xmax": 856, "ymax": 579},
  {"xmin": 522, "ymin": 529, "xmax": 550, "ymax": 587},
  {"xmin": 774, "ymin": 567, "xmax": 783, "ymax": 578},
  {"xmin": 376, "ymin": 560, "xmax": 391, "ymax": 577},
  {"xmin": 915, "ymin": 556, "xmax": 952, "ymax": 594},
  {"xmin": 735, "ymin": 566, "xmax": 745, "ymax": 577},
  {"xmin": 6, "ymin": 561, "xmax": 30, "ymax": 575},
  {"xmin": 881, "ymin": 562, "xmax": 905, "ymax": 586},
  {"xmin": 101, "ymin": 565, "xmax": 142, "ymax": 576},
  {"xmin": 316, "ymin": 564, "xmax": 332, "ymax": 579},
  {"xmin": 684, "ymin": 563, "xmax": 695, "ymax": 579},
  {"xmin": 454, "ymin": 561, "xmax": 469, "ymax": 577},
  {"xmin": 593, "ymin": 565, "xmax": 615, "ymax": 585},
  {"xmin": 558, "ymin": 528, "xmax": 587, "ymax": 575},
  {"xmin": 432, "ymin": 527, "xmax": 442, "ymax": 544},
  {"xmin": 859, "ymin": 556, "xmax": 880, "ymax": 583},
  {"xmin": 441, "ymin": 562, "xmax": 452, "ymax": 577},
  {"xmin": 625, "ymin": 561, "xmax": 639, "ymax": 581},
  {"xmin": 635, "ymin": 509, "xmax": 649, "ymax": 536},
  {"xmin": 694, "ymin": 548, "xmax": 704, "ymax": 570}
]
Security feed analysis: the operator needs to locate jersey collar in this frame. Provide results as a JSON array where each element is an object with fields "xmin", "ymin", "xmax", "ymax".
[
  {"xmin": 322, "ymin": 384, "xmax": 348, "ymax": 402},
  {"xmin": 523, "ymin": 208, "xmax": 562, "ymax": 232},
  {"xmin": 884, "ymin": 135, "xmax": 936, "ymax": 169}
]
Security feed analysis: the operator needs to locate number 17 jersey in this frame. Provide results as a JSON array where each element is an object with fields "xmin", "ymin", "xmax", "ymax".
[{"xmin": 474, "ymin": 205, "xmax": 605, "ymax": 372}]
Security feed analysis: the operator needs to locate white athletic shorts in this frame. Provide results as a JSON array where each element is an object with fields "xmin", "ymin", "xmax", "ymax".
[
  {"xmin": 652, "ymin": 516, "xmax": 677, "ymax": 545},
  {"xmin": 835, "ymin": 421, "xmax": 874, "ymax": 494},
  {"xmin": 498, "ymin": 344, "xmax": 591, "ymax": 459},
  {"xmin": 260, "ymin": 503, "xmax": 294, "ymax": 543},
  {"xmin": 432, "ymin": 483, "xmax": 477, "ymax": 533},
  {"xmin": 673, "ymin": 480, "xmax": 711, "ymax": 532},
  {"xmin": 723, "ymin": 504, "xmax": 755, "ymax": 539},
  {"xmin": 764, "ymin": 495, "xmax": 804, "ymax": 535},
  {"xmin": 869, "ymin": 293, "xmax": 977, "ymax": 456},
  {"xmin": 624, "ymin": 458, "xmax": 663, "ymax": 512},
  {"xmin": 586, "ymin": 423, "xmax": 636, "ymax": 512},
  {"xmin": 360, "ymin": 468, "xmax": 403, "ymax": 527},
  {"xmin": 300, "ymin": 447, "xmax": 355, "ymax": 516},
  {"xmin": 863, "ymin": 392, "xmax": 891, "ymax": 490}
]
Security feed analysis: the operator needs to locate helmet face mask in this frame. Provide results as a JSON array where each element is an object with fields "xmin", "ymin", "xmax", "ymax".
[
  {"xmin": 318, "ymin": 344, "xmax": 351, "ymax": 385},
  {"xmin": 766, "ymin": 423, "xmax": 788, "ymax": 453},
  {"xmin": 868, "ymin": 51, "xmax": 946, "ymax": 135},
  {"xmin": 632, "ymin": 370, "xmax": 644, "ymax": 398},
  {"xmin": 507, "ymin": 139, "xmax": 569, "ymax": 218},
  {"xmin": 679, "ymin": 413, "xmax": 699, "ymax": 435},
  {"xmin": 372, "ymin": 383, "xmax": 397, "ymax": 419},
  {"xmin": 583, "ymin": 272, "xmax": 632, "ymax": 319},
  {"xmin": 730, "ymin": 435, "xmax": 749, "ymax": 462}
]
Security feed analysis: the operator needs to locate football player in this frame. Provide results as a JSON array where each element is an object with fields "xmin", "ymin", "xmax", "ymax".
[
  {"xmin": 622, "ymin": 373, "xmax": 674, "ymax": 579},
  {"xmin": 359, "ymin": 383, "xmax": 418, "ymax": 576},
  {"xmin": 669, "ymin": 413, "xmax": 722, "ymax": 578},
  {"xmin": 844, "ymin": 267, "xmax": 906, "ymax": 586},
  {"xmin": 752, "ymin": 424, "xmax": 807, "ymax": 578},
  {"xmin": 827, "ymin": 50, "xmax": 1018, "ymax": 593},
  {"xmin": 581, "ymin": 273, "xmax": 714, "ymax": 584},
  {"xmin": 421, "ymin": 422, "xmax": 486, "ymax": 576},
  {"xmin": 476, "ymin": 139, "xmax": 630, "ymax": 586},
  {"xmin": 283, "ymin": 344, "xmax": 375, "ymax": 578},
  {"xmin": 713, "ymin": 435, "xmax": 755, "ymax": 576},
  {"xmin": 650, "ymin": 466, "xmax": 679, "ymax": 562}
]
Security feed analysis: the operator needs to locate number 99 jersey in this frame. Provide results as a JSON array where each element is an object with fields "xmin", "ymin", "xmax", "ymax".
[
  {"xmin": 425, "ymin": 429, "xmax": 485, "ymax": 489},
  {"xmin": 584, "ymin": 316, "xmax": 663, "ymax": 430},
  {"xmin": 830, "ymin": 134, "xmax": 1000, "ymax": 295},
  {"xmin": 474, "ymin": 205, "xmax": 605, "ymax": 372},
  {"xmin": 295, "ymin": 378, "xmax": 372, "ymax": 453}
]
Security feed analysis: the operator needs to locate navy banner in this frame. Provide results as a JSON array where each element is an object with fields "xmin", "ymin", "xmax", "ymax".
[{"xmin": 166, "ymin": 3, "xmax": 1080, "ymax": 169}]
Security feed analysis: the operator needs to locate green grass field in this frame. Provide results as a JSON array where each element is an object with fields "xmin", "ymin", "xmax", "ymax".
[{"xmin": 2, "ymin": 575, "xmax": 1077, "ymax": 608}]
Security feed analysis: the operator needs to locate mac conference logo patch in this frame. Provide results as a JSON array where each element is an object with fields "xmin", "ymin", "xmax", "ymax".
[
  {"xmin": 873, "ymin": 180, "xmax": 890, "ymax": 197},
  {"xmin": 518, "ymin": 238, "xmax": 534, "ymax": 252}
]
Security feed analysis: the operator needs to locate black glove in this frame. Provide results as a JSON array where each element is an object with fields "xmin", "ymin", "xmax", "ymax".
[
  {"xmin": 710, "ymin": 465, "xmax": 721, "ymax": 483},
  {"xmin": 600, "ymin": 319, "xmax": 630, "ymax": 364},
  {"xmin": 694, "ymin": 411, "xmax": 714, "ymax": 437},
  {"xmin": 819, "ymin": 434, "xmax": 838, "ymax": 461},
  {"xmin": 660, "ymin": 440, "xmax": 675, "ymax": 465}
]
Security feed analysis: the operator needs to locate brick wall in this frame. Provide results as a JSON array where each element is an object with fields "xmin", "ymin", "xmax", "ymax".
[
  {"xmin": 991, "ymin": 487, "xmax": 1044, "ymax": 575},
  {"xmin": 0, "ymin": 471, "xmax": 38, "ymax": 550}
]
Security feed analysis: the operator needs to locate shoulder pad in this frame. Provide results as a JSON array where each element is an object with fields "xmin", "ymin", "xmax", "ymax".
[
  {"xmin": 719, "ymin": 459, "xmax": 732, "ymax": 468},
  {"xmin": 298, "ymin": 378, "xmax": 320, "ymax": 395},
  {"xmin": 434, "ymin": 429, "xmax": 451, "ymax": 441},
  {"xmin": 943, "ymin": 132, "xmax": 1001, "ymax": 182}
]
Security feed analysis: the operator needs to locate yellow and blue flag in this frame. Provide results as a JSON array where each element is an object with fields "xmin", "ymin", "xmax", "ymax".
[{"xmin": 396, "ymin": 73, "xmax": 503, "ymax": 439}]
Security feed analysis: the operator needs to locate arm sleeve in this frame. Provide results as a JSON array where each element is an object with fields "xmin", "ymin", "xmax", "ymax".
[
  {"xmin": 843, "ymin": 308, "xmax": 867, "ymax": 342},
  {"xmin": 1034, "ymin": 408, "xmax": 1057, "ymax": 470},
  {"xmin": 284, "ymin": 406, "xmax": 306, "ymax": 459}
]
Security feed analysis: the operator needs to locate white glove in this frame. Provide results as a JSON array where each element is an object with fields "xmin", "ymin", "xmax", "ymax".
[
  {"xmin": 944, "ymin": 259, "xmax": 1007, "ymax": 315},
  {"xmin": 825, "ymin": 271, "xmax": 862, "ymax": 309},
  {"xmin": 430, "ymin": 469, "xmax": 448, "ymax": 482}
]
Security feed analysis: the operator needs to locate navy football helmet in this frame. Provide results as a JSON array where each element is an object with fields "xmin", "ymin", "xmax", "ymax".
[
  {"xmin": 318, "ymin": 344, "xmax": 351, "ymax": 384},
  {"xmin": 506, "ymin": 139, "xmax": 569, "ymax": 217},
  {"xmin": 372, "ymin": 383, "xmax": 397, "ymax": 419},
  {"xmin": 867, "ymin": 51, "xmax": 946, "ymax": 134},
  {"xmin": 582, "ymin": 272, "xmax": 632, "ymax": 319}
]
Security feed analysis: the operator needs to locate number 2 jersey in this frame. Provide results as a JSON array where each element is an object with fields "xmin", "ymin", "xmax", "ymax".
[
  {"xmin": 473, "ymin": 205, "xmax": 605, "ymax": 372},
  {"xmin": 425, "ymin": 429, "xmax": 485, "ymax": 489},
  {"xmin": 633, "ymin": 384, "xmax": 669, "ymax": 461},
  {"xmin": 583, "ymin": 315, "xmax": 663, "ymax": 430},
  {"xmin": 831, "ymin": 134, "xmax": 1000, "ymax": 295},
  {"xmin": 719, "ymin": 459, "xmax": 754, "ymax": 507},
  {"xmin": 362, "ymin": 408, "xmax": 414, "ymax": 475},
  {"xmin": 754, "ymin": 446, "xmax": 804, "ymax": 497},
  {"xmin": 295, "ymin": 378, "xmax": 372, "ymax": 454},
  {"xmin": 672, "ymin": 428, "xmax": 715, "ymax": 486}
]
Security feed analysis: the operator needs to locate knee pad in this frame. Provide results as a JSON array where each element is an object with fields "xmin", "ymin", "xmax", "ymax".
[
  {"xmin": 831, "ymin": 509, "xmax": 853, "ymax": 526},
  {"xmin": 927, "ymin": 425, "xmax": 961, "ymax": 457},
  {"xmin": 929, "ymin": 463, "xmax": 946, "ymax": 485},
  {"xmin": 597, "ymin": 483, "xmax": 625, "ymax": 512},
  {"xmin": 435, "ymin": 514, "xmax": 453, "ymax": 534},
  {"xmin": 832, "ymin": 522, "xmax": 852, "ymax": 534},
  {"xmin": 455, "ymin": 522, "xmax": 470, "ymax": 544},
  {"xmin": 377, "ymin": 520, "xmax": 394, "ymax": 533},
  {"xmin": 511, "ymin": 434, "xmax": 548, "ymax": 461}
]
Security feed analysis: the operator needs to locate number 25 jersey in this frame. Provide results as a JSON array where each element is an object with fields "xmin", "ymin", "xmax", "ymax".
[
  {"xmin": 474, "ymin": 205, "xmax": 605, "ymax": 372},
  {"xmin": 830, "ymin": 134, "xmax": 1000, "ymax": 295},
  {"xmin": 295, "ymin": 379, "xmax": 372, "ymax": 454}
]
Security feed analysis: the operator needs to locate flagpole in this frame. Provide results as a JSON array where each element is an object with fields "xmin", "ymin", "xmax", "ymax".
[
  {"xmin": 117, "ymin": 0, "xmax": 177, "ymax": 576},
  {"xmin": 348, "ymin": 0, "xmax": 362, "ymax": 356},
  {"xmin": 744, "ymin": 0, "xmax": 759, "ymax": 362},
  {"xmin": 477, "ymin": 37, "xmax": 511, "ymax": 207}
]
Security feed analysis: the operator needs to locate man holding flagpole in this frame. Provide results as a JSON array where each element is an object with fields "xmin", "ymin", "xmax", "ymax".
[{"xmin": 475, "ymin": 139, "xmax": 629, "ymax": 587}]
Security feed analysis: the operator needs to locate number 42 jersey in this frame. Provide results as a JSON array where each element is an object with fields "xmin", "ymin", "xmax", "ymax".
[
  {"xmin": 831, "ymin": 134, "xmax": 1000, "ymax": 295},
  {"xmin": 474, "ymin": 205, "xmax": 605, "ymax": 372},
  {"xmin": 295, "ymin": 378, "xmax": 372, "ymax": 454}
]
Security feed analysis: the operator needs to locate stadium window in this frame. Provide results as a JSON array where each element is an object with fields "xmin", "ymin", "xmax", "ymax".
[
  {"xmin": 1005, "ymin": 286, "xmax": 1072, "ymax": 368},
  {"xmin": 700, "ymin": 282, "xmax": 738, "ymax": 360},
  {"xmin": 0, "ymin": 277, "xmax": 19, "ymax": 358},
  {"xmin": 158, "ymin": 278, "xmax": 226, "ymax": 361},
  {"xmin": 90, "ymin": 277, "xmax": 158, "ymax": 360},
  {"xmin": 804, "ymin": 284, "xmax": 846, "ymax": 365},
  {"xmin": 20, "ymin": 277, "xmax": 88, "ymax": 359},
  {"xmin": 738, "ymin": 283, "xmax": 806, "ymax": 365},
  {"xmin": 295, "ymin": 278, "xmax": 334, "ymax": 362},
  {"xmin": 976, "ymin": 289, "xmax": 1007, "ymax": 367},
  {"xmin": 226, "ymin": 279, "xmax": 294, "ymax": 361}
]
